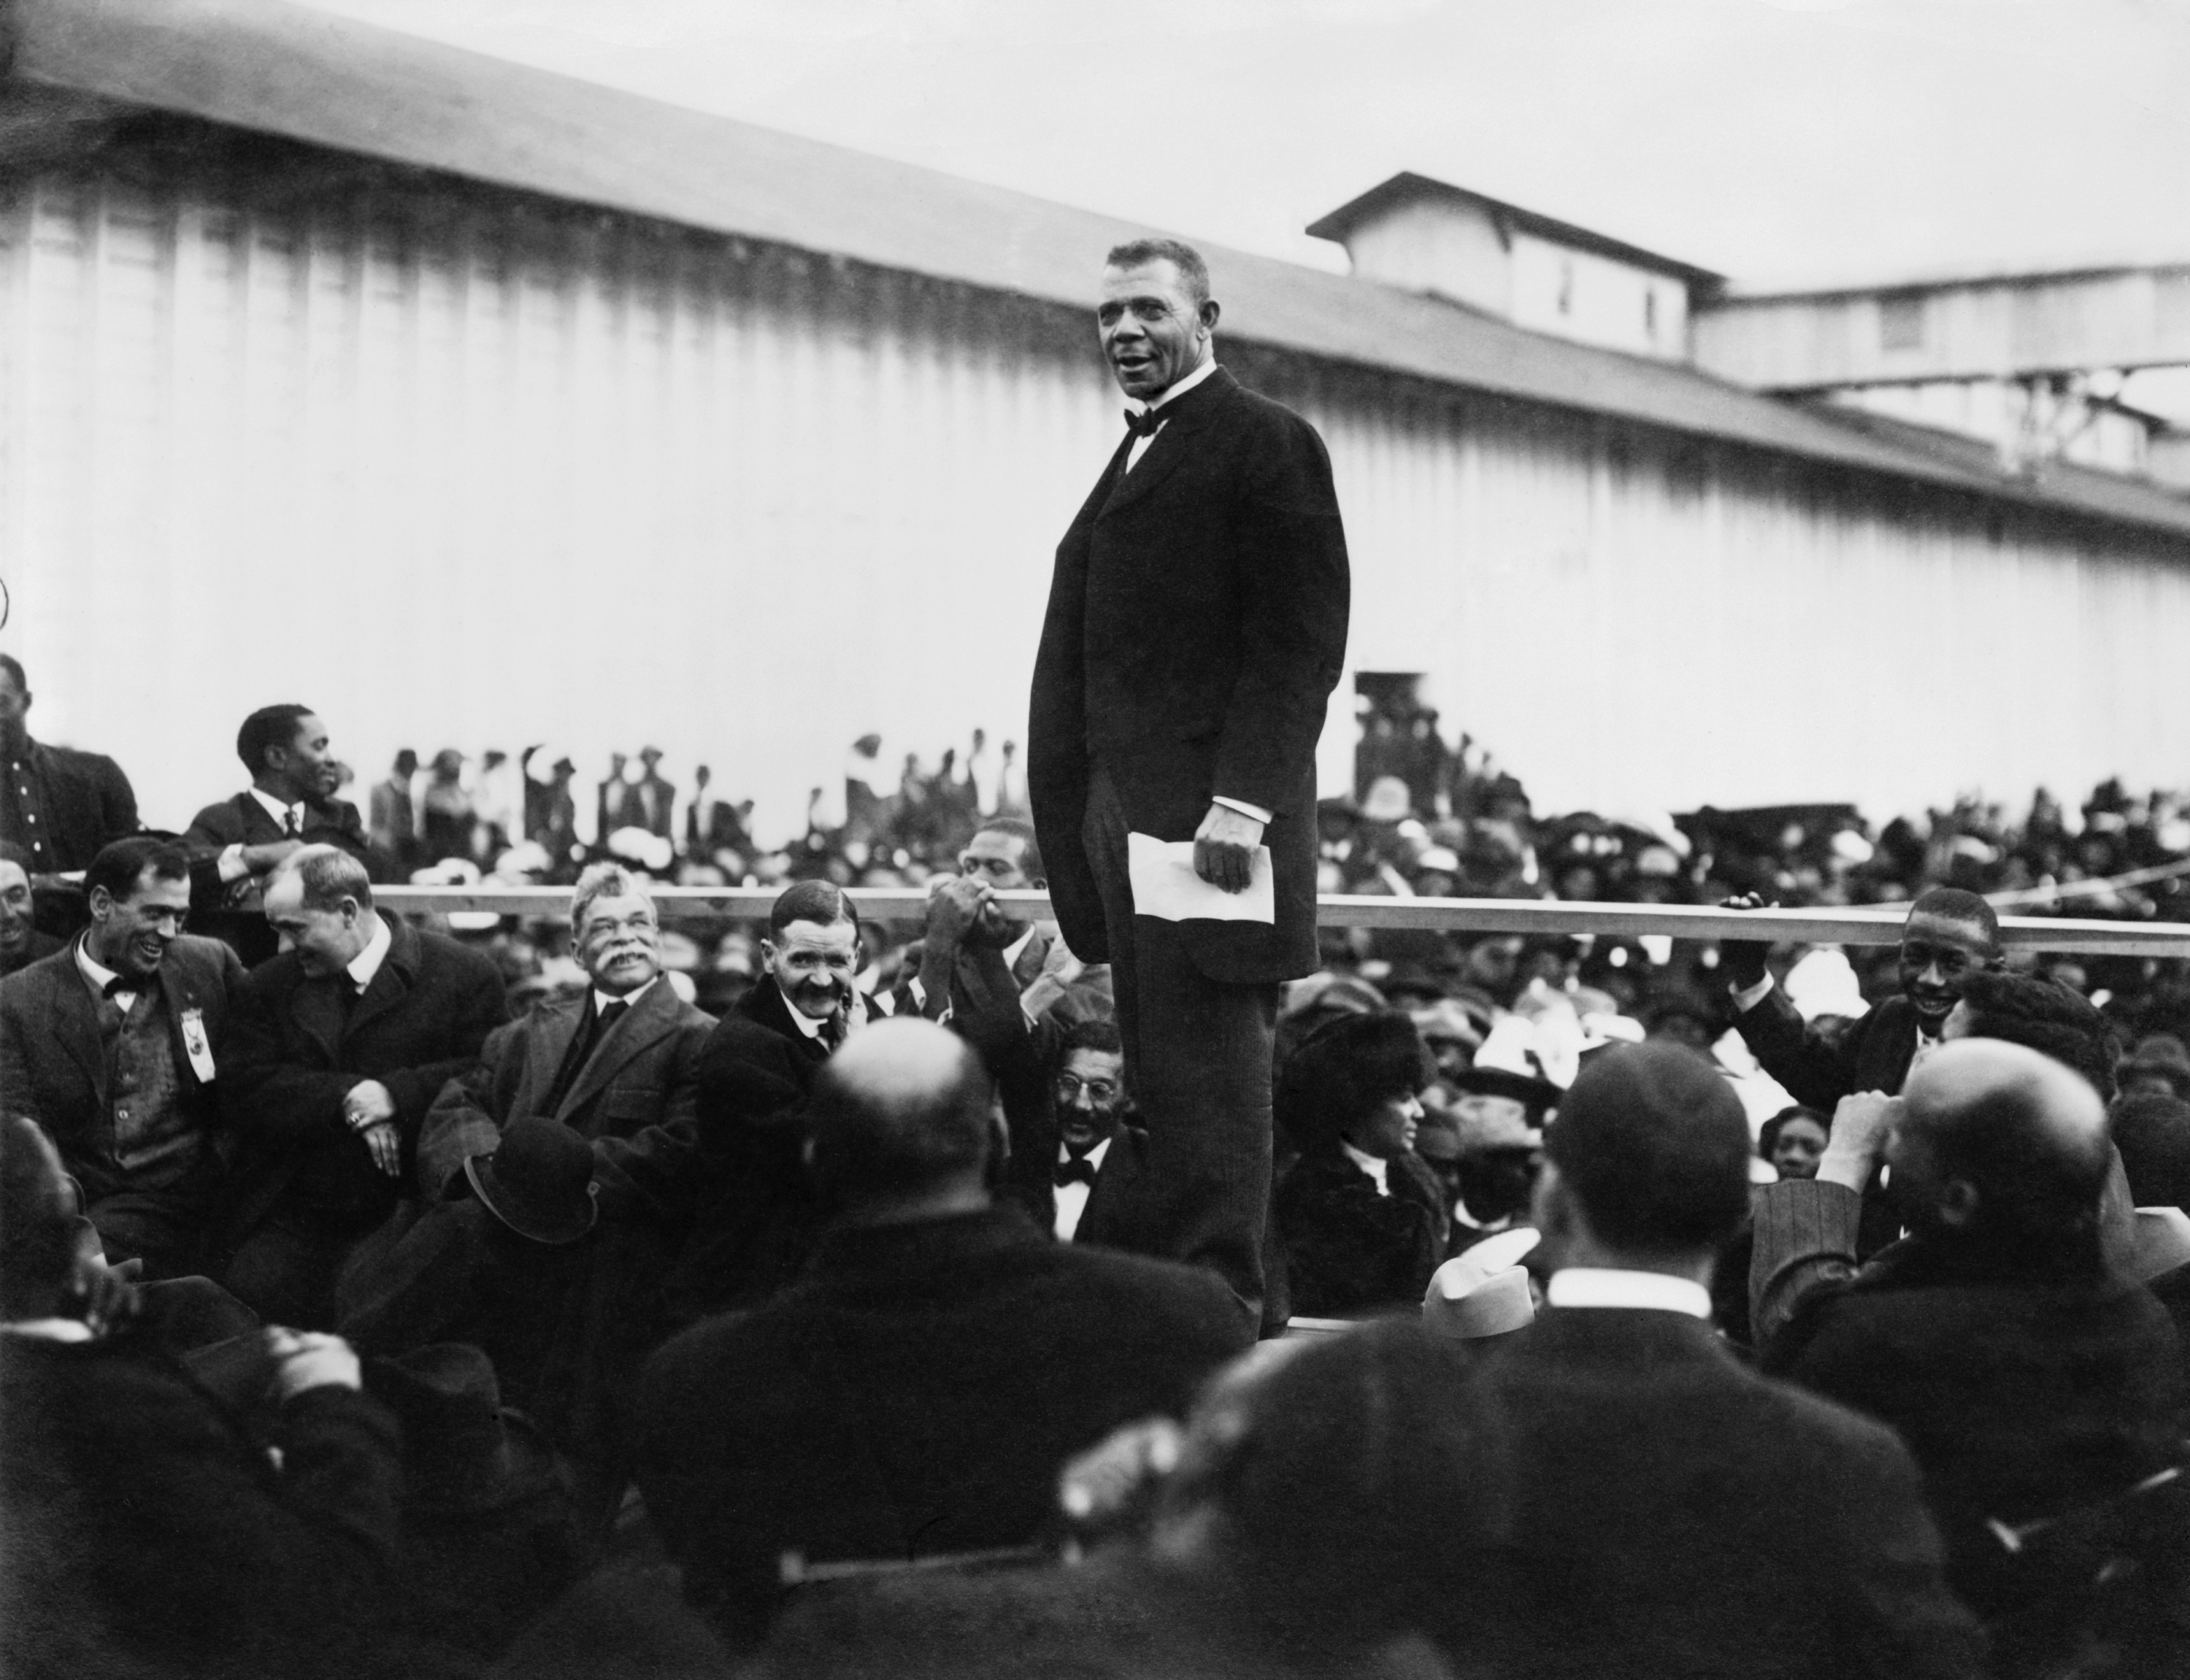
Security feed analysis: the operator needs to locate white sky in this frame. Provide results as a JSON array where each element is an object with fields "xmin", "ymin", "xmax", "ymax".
[{"xmin": 297, "ymin": 0, "xmax": 2190, "ymax": 293}]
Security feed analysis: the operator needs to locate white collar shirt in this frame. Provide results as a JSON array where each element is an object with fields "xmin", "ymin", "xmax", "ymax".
[
  {"xmin": 593, "ymin": 976, "xmax": 656, "ymax": 1015},
  {"xmin": 783, "ymin": 995, "xmax": 831, "ymax": 1043},
  {"xmin": 1125, "ymin": 353, "xmax": 1219, "ymax": 471},
  {"xmin": 75, "ymin": 936, "xmax": 142, "ymax": 1015},
  {"xmin": 1545, "ymin": 1268, "xmax": 1712, "ymax": 1319},
  {"xmin": 1340, "ymin": 1138, "xmax": 1391, "ymax": 1198},
  {"xmin": 345, "ymin": 913, "xmax": 393, "ymax": 995},
  {"xmin": 250, "ymin": 786, "xmax": 306, "ymax": 833},
  {"xmin": 1053, "ymin": 1134, "xmax": 1114, "ymax": 1243}
]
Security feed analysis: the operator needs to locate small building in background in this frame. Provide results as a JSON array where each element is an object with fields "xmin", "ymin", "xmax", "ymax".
[{"xmin": 4, "ymin": 0, "xmax": 2190, "ymax": 841}]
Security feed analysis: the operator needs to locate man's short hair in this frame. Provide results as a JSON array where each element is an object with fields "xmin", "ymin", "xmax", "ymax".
[
  {"xmin": 273, "ymin": 844, "xmax": 373, "ymax": 914},
  {"xmin": 1547, "ymin": 1042, "xmax": 1753, "ymax": 1257},
  {"xmin": 1907, "ymin": 885, "xmax": 2000, "ymax": 948},
  {"xmin": 1060, "ymin": 1017, "xmax": 1122, "ymax": 1060},
  {"xmin": 2111, "ymin": 1093, "xmax": 2190, "ymax": 1212},
  {"xmin": 570, "ymin": 862, "xmax": 655, "ymax": 936},
  {"xmin": 1921, "ymin": 1057, "xmax": 2110, "ymax": 1269},
  {"xmin": 806, "ymin": 1025, "xmax": 994, "ymax": 1201},
  {"xmin": 769, "ymin": 879, "xmax": 857, "ymax": 939},
  {"xmin": 0, "ymin": 654, "xmax": 25, "ymax": 693},
  {"xmin": 236, "ymin": 704, "xmax": 315, "ymax": 776},
  {"xmin": 972, "ymin": 817, "xmax": 1045, "ymax": 882},
  {"xmin": 1955, "ymin": 969, "xmax": 2118, "ymax": 1101},
  {"xmin": 0, "ymin": 840, "xmax": 34, "ymax": 875},
  {"xmin": 1104, "ymin": 238, "xmax": 1211, "ymax": 310},
  {"xmin": 83, "ymin": 836, "xmax": 189, "ymax": 906}
]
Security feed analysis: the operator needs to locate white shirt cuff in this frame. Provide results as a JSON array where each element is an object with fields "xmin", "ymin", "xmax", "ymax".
[
  {"xmin": 217, "ymin": 843, "xmax": 250, "ymax": 884},
  {"xmin": 1731, "ymin": 973, "xmax": 1775, "ymax": 1013},
  {"xmin": 1211, "ymin": 795, "xmax": 1272, "ymax": 825}
]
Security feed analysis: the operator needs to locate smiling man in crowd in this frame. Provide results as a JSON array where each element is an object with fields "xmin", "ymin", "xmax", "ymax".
[
  {"xmin": 220, "ymin": 845, "xmax": 504, "ymax": 1326},
  {"xmin": 0, "ymin": 837, "xmax": 245, "ymax": 1279},
  {"xmin": 0, "ymin": 841, "xmax": 60, "ymax": 979},
  {"xmin": 1028, "ymin": 237, "xmax": 1350, "ymax": 1327},
  {"xmin": 185, "ymin": 703, "xmax": 376, "ymax": 967}
]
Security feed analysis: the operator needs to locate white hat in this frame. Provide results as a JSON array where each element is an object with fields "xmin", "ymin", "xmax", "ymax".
[
  {"xmin": 1783, "ymin": 949, "xmax": 1871, "ymax": 1023},
  {"xmin": 1423, "ymin": 1227, "xmax": 1540, "ymax": 1341}
]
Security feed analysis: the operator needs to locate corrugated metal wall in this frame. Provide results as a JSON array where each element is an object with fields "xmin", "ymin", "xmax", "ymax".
[{"xmin": 5, "ymin": 139, "xmax": 2189, "ymax": 841}]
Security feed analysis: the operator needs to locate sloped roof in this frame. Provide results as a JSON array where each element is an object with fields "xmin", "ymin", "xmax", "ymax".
[
  {"xmin": 6, "ymin": 0, "xmax": 2190, "ymax": 539},
  {"xmin": 1305, "ymin": 170, "xmax": 1724, "ymax": 287}
]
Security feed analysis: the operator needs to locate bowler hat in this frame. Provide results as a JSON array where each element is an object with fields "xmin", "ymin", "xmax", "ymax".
[
  {"xmin": 465, "ymin": 1117, "xmax": 599, "ymax": 1246},
  {"xmin": 364, "ymin": 1344, "xmax": 566, "ymax": 1515}
]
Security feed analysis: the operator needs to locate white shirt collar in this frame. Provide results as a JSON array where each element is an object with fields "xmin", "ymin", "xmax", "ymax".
[
  {"xmin": 1, "ymin": 1317, "xmax": 94, "ymax": 1343},
  {"xmin": 594, "ymin": 976, "xmax": 656, "ymax": 1014},
  {"xmin": 75, "ymin": 935, "xmax": 125, "ymax": 998},
  {"xmin": 782, "ymin": 993, "xmax": 831, "ymax": 1041},
  {"xmin": 250, "ymin": 785, "xmax": 304, "ymax": 829},
  {"xmin": 1002, "ymin": 927, "xmax": 1037, "ymax": 974},
  {"xmin": 1545, "ymin": 1268, "xmax": 1711, "ymax": 1319},
  {"xmin": 1059, "ymin": 1134, "xmax": 1113, "ymax": 1171},
  {"xmin": 1340, "ymin": 1138, "xmax": 1390, "ymax": 1196},
  {"xmin": 1134, "ymin": 353, "xmax": 1219, "ymax": 416},
  {"xmin": 346, "ymin": 912, "xmax": 393, "ymax": 994}
]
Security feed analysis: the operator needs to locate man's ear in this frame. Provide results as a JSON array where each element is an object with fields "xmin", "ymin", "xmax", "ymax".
[
  {"xmin": 1199, "ymin": 298, "xmax": 1221, "ymax": 334},
  {"xmin": 86, "ymin": 887, "xmax": 112, "ymax": 922},
  {"xmin": 1936, "ymin": 1178, "xmax": 1981, "ymax": 1230},
  {"xmin": 1530, "ymin": 1160, "xmax": 1570, "ymax": 1243}
]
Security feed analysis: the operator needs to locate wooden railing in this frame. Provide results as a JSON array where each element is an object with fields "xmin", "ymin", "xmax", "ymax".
[{"xmin": 369, "ymin": 887, "xmax": 2190, "ymax": 959}]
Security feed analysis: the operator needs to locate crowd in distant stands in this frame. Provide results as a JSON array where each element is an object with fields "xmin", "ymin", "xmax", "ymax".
[{"xmin": 8, "ymin": 655, "xmax": 2190, "ymax": 1679}]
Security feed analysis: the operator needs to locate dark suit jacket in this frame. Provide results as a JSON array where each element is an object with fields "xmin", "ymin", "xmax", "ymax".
[
  {"xmin": 1028, "ymin": 366, "xmax": 1349, "ymax": 985},
  {"xmin": 1737, "ymin": 985, "xmax": 1923, "ymax": 1112},
  {"xmin": 0, "ymin": 935, "xmax": 245, "ymax": 1202},
  {"xmin": 0, "ymin": 1327, "xmax": 400, "ymax": 1678},
  {"xmin": 1753, "ymin": 1178, "xmax": 2186, "ymax": 1616},
  {"xmin": 182, "ymin": 790, "xmax": 375, "ymax": 967},
  {"xmin": 636, "ymin": 1204, "xmax": 1250, "ymax": 1645},
  {"xmin": 416, "ymin": 976, "xmax": 715, "ymax": 1217},
  {"xmin": 1273, "ymin": 1140, "xmax": 1445, "ymax": 1317},
  {"xmin": 665, "ymin": 975, "xmax": 836, "ymax": 1317},
  {"xmin": 223, "ymin": 914, "xmax": 505, "ymax": 1241},
  {"xmin": 0, "ymin": 734, "xmax": 139, "ymax": 871},
  {"xmin": 1468, "ymin": 1306, "xmax": 1980, "ymax": 1680}
]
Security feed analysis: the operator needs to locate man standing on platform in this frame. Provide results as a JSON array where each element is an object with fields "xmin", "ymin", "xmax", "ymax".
[{"xmin": 1029, "ymin": 238, "xmax": 1349, "ymax": 1324}]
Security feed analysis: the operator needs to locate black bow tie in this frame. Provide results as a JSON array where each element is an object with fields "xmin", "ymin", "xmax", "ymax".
[
  {"xmin": 103, "ymin": 975, "xmax": 137, "ymax": 1000},
  {"xmin": 1122, "ymin": 408, "xmax": 1166, "ymax": 439},
  {"xmin": 1055, "ymin": 1155, "xmax": 1099, "ymax": 1188}
]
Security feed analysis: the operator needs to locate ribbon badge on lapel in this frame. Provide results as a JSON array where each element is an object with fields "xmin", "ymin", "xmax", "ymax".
[{"xmin": 180, "ymin": 1009, "xmax": 217, "ymax": 1082}]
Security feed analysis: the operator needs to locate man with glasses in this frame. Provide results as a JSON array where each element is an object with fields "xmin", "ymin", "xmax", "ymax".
[
  {"xmin": 1047, "ymin": 1019, "xmax": 1150, "ymax": 1248},
  {"xmin": 0, "ymin": 836, "xmax": 245, "ymax": 1278}
]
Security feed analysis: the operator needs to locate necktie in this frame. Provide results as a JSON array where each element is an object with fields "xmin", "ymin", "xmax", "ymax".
[
  {"xmin": 1055, "ymin": 1154, "xmax": 1099, "ymax": 1188},
  {"xmin": 283, "ymin": 807, "xmax": 303, "ymax": 839},
  {"xmin": 821, "ymin": 1010, "xmax": 847, "ymax": 1055},
  {"xmin": 102, "ymin": 975, "xmax": 136, "ymax": 1001},
  {"xmin": 543, "ymin": 998, "xmax": 628, "ymax": 1116},
  {"xmin": 1122, "ymin": 408, "xmax": 1164, "ymax": 439}
]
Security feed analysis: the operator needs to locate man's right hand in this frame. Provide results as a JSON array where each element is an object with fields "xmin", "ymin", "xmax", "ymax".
[
  {"xmin": 924, "ymin": 874, "xmax": 991, "ymax": 948},
  {"xmin": 240, "ymin": 839, "xmax": 304, "ymax": 875},
  {"xmin": 1718, "ymin": 892, "xmax": 1778, "ymax": 992},
  {"xmin": 266, "ymin": 1328, "xmax": 363, "ymax": 1399}
]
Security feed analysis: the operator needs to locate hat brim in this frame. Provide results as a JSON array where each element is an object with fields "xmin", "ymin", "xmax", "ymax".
[
  {"xmin": 465, "ymin": 1153, "xmax": 599, "ymax": 1246},
  {"xmin": 1449, "ymin": 1067, "xmax": 1561, "ymax": 1110}
]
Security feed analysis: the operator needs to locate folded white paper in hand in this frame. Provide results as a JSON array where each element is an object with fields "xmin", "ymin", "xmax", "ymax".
[{"xmin": 1126, "ymin": 832, "xmax": 1275, "ymax": 924}]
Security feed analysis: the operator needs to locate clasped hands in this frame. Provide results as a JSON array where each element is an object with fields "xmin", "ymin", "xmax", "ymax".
[
  {"xmin": 1816, "ymin": 1090, "xmax": 1899, "ymax": 1191},
  {"xmin": 342, "ymin": 1079, "xmax": 402, "ymax": 1178},
  {"xmin": 1193, "ymin": 802, "xmax": 1264, "ymax": 895}
]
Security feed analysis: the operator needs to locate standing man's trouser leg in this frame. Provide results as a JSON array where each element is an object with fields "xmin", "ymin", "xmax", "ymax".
[{"xmin": 1083, "ymin": 761, "xmax": 1277, "ymax": 1328}]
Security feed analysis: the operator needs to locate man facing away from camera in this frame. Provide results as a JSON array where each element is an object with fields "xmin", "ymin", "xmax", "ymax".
[{"xmin": 1029, "ymin": 236, "xmax": 1349, "ymax": 1326}]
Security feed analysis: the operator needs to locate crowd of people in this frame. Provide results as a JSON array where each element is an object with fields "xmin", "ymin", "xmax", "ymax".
[{"xmin": 7, "ymin": 663, "xmax": 2190, "ymax": 1677}]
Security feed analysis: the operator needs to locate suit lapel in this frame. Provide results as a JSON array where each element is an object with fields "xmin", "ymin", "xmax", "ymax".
[
  {"xmin": 558, "ymin": 984, "xmax": 677, "ymax": 1119},
  {"xmin": 521, "ymin": 999, "xmax": 587, "ymax": 1115},
  {"xmin": 1097, "ymin": 369, "xmax": 1232, "ymax": 523},
  {"xmin": 342, "ymin": 917, "xmax": 412, "ymax": 1045},
  {"xmin": 1010, "ymin": 929, "xmax": 1050, "ymax": 991},
  {"xmin": 293, "ymin": 974, "xmax": 348, "ymax": 1066},
  {"xmin": 47, "ymin": 955, "xmax": 107, "ymax": 1099}
]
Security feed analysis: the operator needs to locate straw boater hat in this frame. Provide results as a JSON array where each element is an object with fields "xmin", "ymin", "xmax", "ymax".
[
  {"xmin": 1423, "ymin": 1226, "xmax": 1540, "ymax": 1341},
  {"xmin": 1448, "ymin": 1016, "xmax": 1561, "ymax": 1127}
]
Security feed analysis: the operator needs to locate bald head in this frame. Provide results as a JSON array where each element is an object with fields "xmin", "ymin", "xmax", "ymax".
[
  {"xmin": 806, "ymin": 1018, "xmax": 996, "ymax": 1210},
  {"xmin": 1893, "ymin": 1039, "xmax": 2111, "ymax": 1272}
]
